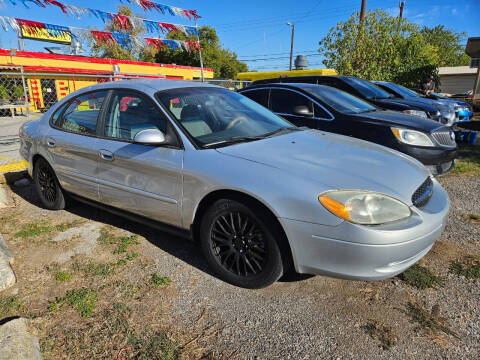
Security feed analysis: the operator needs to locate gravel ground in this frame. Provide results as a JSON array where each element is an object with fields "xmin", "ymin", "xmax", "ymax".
[
  {"xmin": 1, "ymin": 173, "xmax": 479, "ymax": 359},
  {"xmin": 113, "ymin": 174, "xmax": 480, "ymax": 359}
]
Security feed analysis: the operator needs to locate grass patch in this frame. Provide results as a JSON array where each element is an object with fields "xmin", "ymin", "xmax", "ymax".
[
  {"xmin": 54, "ymin": 271, "xmax": 73, "ymax": 282},
  {"xmin": 364, "ymin": 320, "xmax": 398, "ymax": 350},
  {"xmin": 43, "ymin": 301, "xmax": 184, "ymax": 359},
  {"xmin": 449, "ymin": 256, "xmax": 480, "ymax": 279},
  {"xmin": 0, "ymin": 213, "xmax": 19, "ymax": 232},
  {"xmin": 463, "ymin": 213, "xmax": 480, "ymax": 224},
  {"xmin": 398, "ymin": 264, "xmax": 445, "ymax": 289},
  {"xmin": 150, "ymin": 273, "xmax": 172, "ymax": 287},
  {"xmin": 13, "ymin": 220, "xmax": 82, "ymax": 239},
  {"xmin": 405, "ymin": 302, "xmax": 459, "ymax": 339},
  {"xmin": 49, "ymin": 288, "xmax": 98, "ymax": 318},
  {"xmin": 0, "ymin": 296, "xmax": 23, "ymax": 319},
  {"xmin": 129, "ymin": 329, "xmax": 182, "ymax": 360},
  {"xmin": 74, "ymin": 261, "xmax": 116, "ymax": 278},
  {"xmin": 451, "ymin": 144, "xmax": 480, "ymax": 175},
  {"xmin": 98, "ymin": 227, "xmax": 140, "ymax": 255}
]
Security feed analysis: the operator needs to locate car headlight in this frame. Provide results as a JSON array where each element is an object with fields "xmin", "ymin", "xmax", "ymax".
[
  {"xmin": 391, "ymin": 127, "xmax": 435, "ymax": 147},
  {"xmin": 318, "ymin": 191, "xmax": 411, "ymax": 225},
  {"xmin": 403, "ymin": 109, "xmax": 428, "ymax": 118}
]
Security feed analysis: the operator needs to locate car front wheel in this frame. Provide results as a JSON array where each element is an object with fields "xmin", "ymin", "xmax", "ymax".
[
  {"xmin": 33, "ymin": 158, "xmax": 67, "ymax": 210},
  {"xmin": 200, "ymin": 199, "xmax": 284, "ymax": 288}
]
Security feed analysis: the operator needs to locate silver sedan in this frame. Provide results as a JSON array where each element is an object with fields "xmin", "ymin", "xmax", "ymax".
[{"xmin": 19, "ymin": 80, "xmax": 449, "ymax": 288}]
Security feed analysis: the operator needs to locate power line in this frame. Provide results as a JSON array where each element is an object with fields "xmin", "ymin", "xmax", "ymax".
[{"xmin": 241, "ymin": 53, "xmax": 323, "ymax": 62}]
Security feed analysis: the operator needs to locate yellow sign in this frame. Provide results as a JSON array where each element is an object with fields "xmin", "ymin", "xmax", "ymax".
[{"xmin": 21, "ymin": 26, "xmax": 72, "ymax": 45}]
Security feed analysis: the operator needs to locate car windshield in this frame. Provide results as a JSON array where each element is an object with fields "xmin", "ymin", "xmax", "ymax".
[
  {"xmin": 303, "ymin": 85, "xmax": 376, "ymax": 114},
  {"xmin": 387, "ymin": 83, "xmax": 421, "ymax": 98},
  {"xmin": 344, "ymin": 77, "xmax": 393, "ymax": 100},
  {"xmin": 157, "ymin": 87, "xmax": 297, "ymax": 148}
]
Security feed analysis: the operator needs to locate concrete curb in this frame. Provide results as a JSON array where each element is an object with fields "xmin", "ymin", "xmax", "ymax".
[{"xmin": 0, "ymin": 233, "xmax": 15, "ymax": 292}]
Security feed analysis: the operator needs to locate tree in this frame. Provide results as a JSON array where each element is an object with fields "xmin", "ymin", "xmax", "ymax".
[
  {"xmin": 420, "ymin": 25, "xmax": 470, "ymax": 67},
  {"xmin": 89, "ymin": 5, "xmax": 146, "ymax": 61},
  {"xmin": 152, "ymin": 26, "xmax": 248, "ymax": 79},
  {"xmin": 318, "ymin": 10, "xmax": 467, "ymax": 88}
]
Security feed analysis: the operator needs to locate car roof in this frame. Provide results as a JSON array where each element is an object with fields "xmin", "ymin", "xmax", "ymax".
[
  {"xmin": 241, "ymin": 82, "xmax": 336, "ymax": 92},
  {"xmin": 75, "ymin": 79, "xmax": 219, "ymax": 93}
]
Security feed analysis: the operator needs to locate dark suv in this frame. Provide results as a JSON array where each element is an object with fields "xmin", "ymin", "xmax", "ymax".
[
  {"xmin": 251, "ymin": 76, "xmax": 444, "ymax": 123},
  {"xmin": 239, "ymin": 83, "xmax": 457, "ymax": 176}
]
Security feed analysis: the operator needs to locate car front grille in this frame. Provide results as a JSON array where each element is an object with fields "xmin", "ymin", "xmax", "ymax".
[
  {"xmin": 431, "ymin": 129, "xmax": 456, "ymax": 147},
  {"xmin": 412, "ymin": 177, "xmax": 434, "ymax": 208}
]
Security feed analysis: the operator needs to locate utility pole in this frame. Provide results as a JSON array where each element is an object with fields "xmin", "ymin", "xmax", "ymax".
[
  {"xmin": 360, "ymin": 0, "xmax": 366, "ymax": 23},
  {"xmin": 287, "ymin": 22, "xmax": 295, "ymax": 71},
  {"xmin": 399, "ymin": 1, "xmax": 405, "ymax": 19}
]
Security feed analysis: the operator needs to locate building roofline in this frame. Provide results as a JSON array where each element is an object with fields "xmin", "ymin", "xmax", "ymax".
[{"xmin": 0, "ymin": 49, "xmax": 213, "ymax": 72}]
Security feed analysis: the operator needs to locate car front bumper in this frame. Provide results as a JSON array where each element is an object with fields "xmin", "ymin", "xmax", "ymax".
[
  {"xmin": 279, "ymin": 178, "xmax": 449, "ymax": 281},
  {"xmin": 397, "ymin": 145, "xmax": 457, "ymax": 175}
]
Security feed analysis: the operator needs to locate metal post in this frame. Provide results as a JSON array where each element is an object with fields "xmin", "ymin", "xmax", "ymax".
[
  {"xmin": 20, "ymin": 65, "xmax": 29, "ymax": 116},
  {"xmin": 288, "ymin": 23, "xmax": 295, "ymax": 71},
  {"xmin": 195, "ymin": 19, "xmax": 205, "ymax": 82}
]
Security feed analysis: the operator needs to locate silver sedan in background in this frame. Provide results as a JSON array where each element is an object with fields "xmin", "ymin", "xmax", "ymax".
[{"xmin": 19, "ymin": 80, "xmax": 449, "ymax": 288}]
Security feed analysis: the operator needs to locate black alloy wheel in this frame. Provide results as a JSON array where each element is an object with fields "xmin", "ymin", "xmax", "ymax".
[
  {"xmin": 211, "ymin": 211, "xmax": 267, "ymax": 277},
  {"xmin": 200, "ymin": 199, "xmax": 284, "ymax": 288},
  {"xmin": 34, "ymin": 158, "xmax": 66, "ymax": 210}
]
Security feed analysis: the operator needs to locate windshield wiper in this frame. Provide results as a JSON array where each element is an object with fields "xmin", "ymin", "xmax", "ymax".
[
  {"xmin": 262, "ymin": 127, "xmax": 299, "ymax": 138},
  {"xmin": 202, "ymin": 135, "xmax": 264, "ymax": 148},
  {"xmin": 358, "ymin": 109, "xmax": 377, "ymax": 113}
]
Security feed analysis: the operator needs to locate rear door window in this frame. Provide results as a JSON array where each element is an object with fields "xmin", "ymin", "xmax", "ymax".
[
  {"xmin": 241, "ymin": 89, "xmax": 269, "ymax": 107},
  {"xmin": 270, "ymin": 89, "xmax": 313, "ymax": 115},
  {"xmin": 104, "ymin": 91, "xmax": 167, "ymax": 141},
  {"xmin": 60, "ymin": 91, "xmax": 107, "ymax": 135}
]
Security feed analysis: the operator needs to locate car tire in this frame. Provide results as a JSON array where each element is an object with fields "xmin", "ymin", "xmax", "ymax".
[
  {"xmin": 33, "ymin": 158, "xmax": 67, "ymax": 210},
  {"xmin": 200, "ymin": 199, "xmax": 284, "ymax": 288}
]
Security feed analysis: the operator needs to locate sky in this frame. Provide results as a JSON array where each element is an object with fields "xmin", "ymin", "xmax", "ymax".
[{"xmin": 0, "ymin": 0, "xmax": 479, "ymax": 72}]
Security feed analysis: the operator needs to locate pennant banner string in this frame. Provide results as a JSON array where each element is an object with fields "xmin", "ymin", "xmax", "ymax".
[
  {"xmin": 0, "ymin": 0, "xmax": 199, "ymax": 36},
  {"xmin": 0, "ymin": 15, "xmax": 200, "ymax": 52},
  {"xmin": 0, "ymin": 0, "xmax": 200, "ymax": 21}
]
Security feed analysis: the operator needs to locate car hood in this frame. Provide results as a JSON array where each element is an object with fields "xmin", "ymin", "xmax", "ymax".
[
  {"xmin": 373, "ymin": 98, "xmax": 438, "ymax": 112},
  {"xmin": 351, "ymin": 110, "xmax": 441, "ymax": 131},
  {"xmin": 216, "ymin": 130, "xmax": 430, "ymax": 205}
]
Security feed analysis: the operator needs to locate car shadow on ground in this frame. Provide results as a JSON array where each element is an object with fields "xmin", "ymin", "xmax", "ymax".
[{"xmin": 8, "ymin": 180, "xmax": 313, "ymax": 284}]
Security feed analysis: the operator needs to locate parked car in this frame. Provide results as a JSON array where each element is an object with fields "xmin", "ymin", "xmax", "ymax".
[
  {"xmin": 251, "ymin": 76, "xmax": 444, "ymax": 123},
  {"xmin": 423, "ymin": 92, "xmax": 474, "ymax": 123},
  {"xmin": 19, "ymin": 80, "xmax": 450, "ymax": 288},
  {"xmin": 374, "ymin": 81, "xmax": 473, "ymax": 124},
  {"xmin": 372, "ymin": 81, "xmax": 459, "ymax": 125},
  {"xmin": 239, "ymin": 83, "xmax": 457, "ymax": 176}
]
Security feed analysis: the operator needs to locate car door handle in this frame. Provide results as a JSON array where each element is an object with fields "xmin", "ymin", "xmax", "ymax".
[
  {"xmin": 46, "ymin": 138, "xmax": 56, "ymax": 148},
  {"xmin": 98, "ymin": 149, "xmax": 114, "ymax": 162}
]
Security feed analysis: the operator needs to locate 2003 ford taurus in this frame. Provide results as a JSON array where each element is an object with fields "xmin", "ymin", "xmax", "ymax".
[{"xmin": 19, "ymin": 80, "xmax": 449, "ymax": 288}]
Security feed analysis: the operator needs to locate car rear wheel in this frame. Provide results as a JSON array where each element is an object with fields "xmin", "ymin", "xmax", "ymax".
[
  {"xmin": 33, "ymin": 158, "xmax": 67, "ymax": 210},
  {"xmin": 200, "ymin": 199, "xmax": 284, "ymax": 288}
]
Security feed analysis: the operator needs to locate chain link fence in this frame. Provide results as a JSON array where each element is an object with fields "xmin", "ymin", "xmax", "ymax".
[
  {"xmin": 0, "ymin": 70, "xmax": 252, "ymax": 117},
  {"xmin": 0, "ymin": 68, "xmax": 30, "ymax": 117}
]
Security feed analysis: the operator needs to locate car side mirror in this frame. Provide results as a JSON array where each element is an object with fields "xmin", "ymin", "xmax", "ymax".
[
  {"xmin": 133, "ymin": 129, "xmax": 166, "ymax": 145},
  {"xmin": 293, "ymin": 105, "xmax": 313, "ymax": 117}
]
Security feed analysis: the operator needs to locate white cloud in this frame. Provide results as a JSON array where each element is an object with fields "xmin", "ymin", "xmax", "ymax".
[{"xmin": 451, "ymin": 8, "xmax": 458, "ymax": 15}]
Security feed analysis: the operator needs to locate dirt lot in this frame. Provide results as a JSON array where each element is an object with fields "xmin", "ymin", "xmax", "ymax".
[{"xmin": 0, "ymin": 164, "xmax": 479, "ymax": 359}]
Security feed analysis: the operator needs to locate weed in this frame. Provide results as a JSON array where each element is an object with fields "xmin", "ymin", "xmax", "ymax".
[
  {"xmin": 116, "ymin": 259, "xmax": 127, "ymax": 266},
  {"xmin": 98, "ymin": 227, "xmax": 140, "ymax": 255},
  {"xmin": 463, "ymin": 213, "xmax": 480, "ymax": 224},
  {"xmin": 49, "ymin": 288, "xmax": 98, "ymax": 318},
  {"xmin": 150, "ymin": 273, "xmax": 172, "ymax": 287},
  {"xmin": 83, "ymin": 262, "xmax": 116, "ymax": 278},
  {"xmin": 405, "ymin": 302, "xmax": 459, "ymax": 339},
  {"xmin": 364, "ymin": 320, "xmax": 398, "ymax": 350},
  {"xmin": 0, "ymin": 213, "xmax": 19, "ymax": 232},
  {"xmin": 398, "ymin": 264, "xmax": 445, "ymax": 289},
  {"xmin": 128, "ymin": 329, "xmax": 183, "ymax": 360},
  {"xmin": 449, "ymin": 256, "xmax": 480, "ymax": 279},
  {"xmin": 0, "ymin": 296, "xmax": 23, "ymax": 319},
  {"xmin": 113, "ymin": 281, "xmax": 143, "ymax": 299},
  {"xmin": 14, "ymin": 220, "xmax": 82, "ymax": 239},
  {"xmin": 125, "ymin": 252, "xmax": 139, "ymax": 261},
  {"xmin": 54, "ymin": 271, "xmax": 73, "ymax": 282}
]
